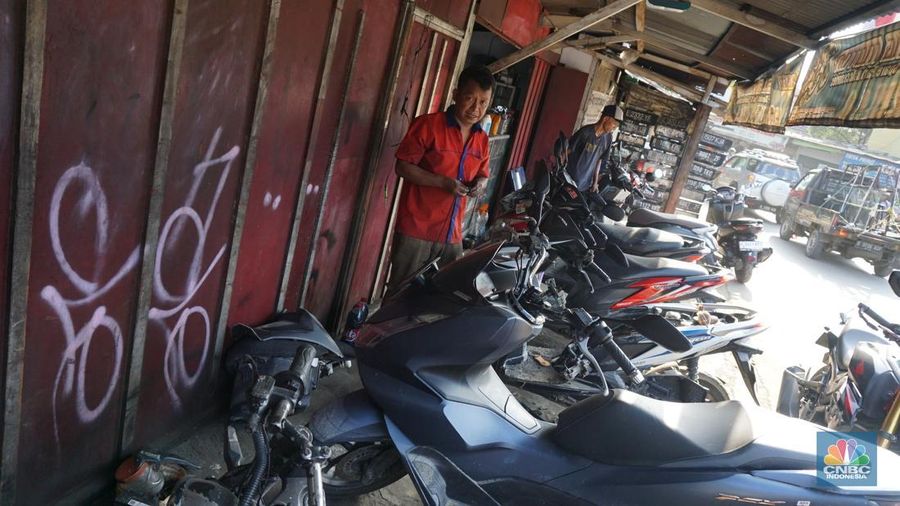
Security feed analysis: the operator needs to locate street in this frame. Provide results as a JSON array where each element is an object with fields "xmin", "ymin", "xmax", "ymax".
[{"xmin": 704, "ymin": 211, "xmax": 900, "ymax": 409}]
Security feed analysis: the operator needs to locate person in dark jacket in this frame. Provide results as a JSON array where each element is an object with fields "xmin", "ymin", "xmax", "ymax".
[{"xmin": 566, "ymin": 104, "xmax": 624, "ymax": 192}]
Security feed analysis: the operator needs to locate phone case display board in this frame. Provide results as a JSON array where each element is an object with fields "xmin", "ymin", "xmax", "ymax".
[{"xmin": 618, "ymin": 83, "xmax": 693, "ymax": 212}]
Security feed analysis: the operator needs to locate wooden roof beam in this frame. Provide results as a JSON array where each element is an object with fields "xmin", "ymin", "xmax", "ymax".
[
  {"xmin": 583, "ymin": 35, "xmax": 640, "ymax": 48},
  {"xmin": 689, "ymin": 0, "xmax": 818, "ymax": 50},
  {"xmin": 605, "ymin": 22, "xmax": 755, "ymax": 79},
  {"xmin": 596, "ymin": 52, "xmax": 726, "ymax": 106},
  {"xmin": 635, "ymin": 0, "xmax": 646, "ymax": 53},
  {"xmin": 608, "ymin": 45, "xmax": 731, "ymax": 86},
  {"xmin": 488, "ymin": 0, "xmax": 640, "ymax": 73}
]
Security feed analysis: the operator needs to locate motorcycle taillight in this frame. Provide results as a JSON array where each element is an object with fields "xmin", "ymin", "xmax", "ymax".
[{"xmin": 611, "ymin": 277, "xmax": 685, "ymax": 309}]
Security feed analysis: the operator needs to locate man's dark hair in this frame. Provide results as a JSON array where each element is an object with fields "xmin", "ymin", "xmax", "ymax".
[{"xmin": 457, "ymin": 65, "xmax": 495, "ymax": 93}]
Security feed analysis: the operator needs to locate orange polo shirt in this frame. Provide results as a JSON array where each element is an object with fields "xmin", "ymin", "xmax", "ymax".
[{"xmin": 395, "ymin": 109, "xmax": 490, "ymax": 244}]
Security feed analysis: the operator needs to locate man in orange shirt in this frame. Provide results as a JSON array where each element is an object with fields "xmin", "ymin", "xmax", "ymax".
[{"xmin": 389, "ymin": 65, "xmax": 494, "ymax": 290}]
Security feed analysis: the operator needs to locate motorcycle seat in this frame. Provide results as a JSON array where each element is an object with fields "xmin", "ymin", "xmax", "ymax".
[
  {"xmin": 628, "ymin": 208, "xmax": 710, "ymax": 230},
  {"xmin": 594, "ymin": 252, "xmax": 708, "ymax": 281},
  {"xmin": 595, "ymin": 222, "xmax": 684, "ymax": 256},
  {"xmin": 837, "ymin": 327, "xmax": 889, "ymax": 370},
  {"xmin": 552, "ymin": 389, "xmax": 818, "ymax": 470}
]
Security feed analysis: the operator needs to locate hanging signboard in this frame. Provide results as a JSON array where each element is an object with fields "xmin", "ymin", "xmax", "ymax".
[
  {"xmin": 723, "ymin": 58, "xmax": 802, "ymax": 134},
  {"xmin": 788, "ymin": 23, "xmax": 900, "ymax": 128},
  {"xmin": 621, "ymin": 83, "xmax": 693, "ymax": 130}
]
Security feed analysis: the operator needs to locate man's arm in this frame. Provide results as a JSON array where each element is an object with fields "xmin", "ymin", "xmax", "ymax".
[
  {"xmin": 590, "ymin": 133, "xmax": 614, "ymax": 192},
  {"xmin": 396, "ymin": 161, "xmax": 468, "ymax": 196}
]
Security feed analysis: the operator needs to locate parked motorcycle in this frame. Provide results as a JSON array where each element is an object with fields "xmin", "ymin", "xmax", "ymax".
[
  {"xmin": 627, "ymin": 185, "xmax": 773, "ymax": 283},
  {"xmin": 501, "ymin": 301, "xmax": 768, "ymax": 409},
  {"xmin": 115, "ymin": 310, "xmax": 350, "ymax": 506},
  {"xmin": 777, "ymin": 272, "xmax": 900, "ymax": 453},
  {"xmin": 310, "ymin": 237, "xmax": 900, "ymax": 505}
]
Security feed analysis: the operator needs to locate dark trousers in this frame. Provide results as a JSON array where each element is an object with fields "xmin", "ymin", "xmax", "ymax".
[{"xmin": 387, "ymin": 234, "xmax": 462, "ymax": 293}]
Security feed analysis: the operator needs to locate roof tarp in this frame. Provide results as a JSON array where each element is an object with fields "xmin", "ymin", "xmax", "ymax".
[
  {"xmin": 788, "ymin": 22, "xmax": 900, "ymax": 128},
  {"xmin": 722, "ymin": 58, "xmax": 802, "ymax": 134}
]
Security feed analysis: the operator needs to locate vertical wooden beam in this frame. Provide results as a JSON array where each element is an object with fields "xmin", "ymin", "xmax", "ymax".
[
  {"xmin": 119, "ymin": 0, "xmax": 190, "ymax": 455},
  {"xmin": 210, "ymin": 0, "xmax": 282, "ymax": 381},
  {"xmin": 1, "ymin": 0, "xmax": 47, "ymax": 502},
  {"xmin": 299, "ymin": 10, "xmax": 366, "ymax": 307},
  {"xmin": 635, "ymin": 0, "xmax": 646, "ymax": 53},
  {"xmin": 329, "ymin": 0, "xmax": 416, "ymax": 331},
  {"xmin": 443, "ymin": 0, "xmax": 478, "ymax": 109},
  {"xmin": 277, "ymin": 0, "xmax": 344, "ymax": 311},
  {"xmin": 701, "ymin": 74, "xmax": 718, "ymax": 105},
  {"xmin": 664, "ymin": 104, "xmax": 712, "ymax": 213}
]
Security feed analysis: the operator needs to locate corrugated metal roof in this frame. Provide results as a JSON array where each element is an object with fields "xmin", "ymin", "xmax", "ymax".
[{"xmin": 543, "ymin": 0, "xmax": 897, "ymax": 83}]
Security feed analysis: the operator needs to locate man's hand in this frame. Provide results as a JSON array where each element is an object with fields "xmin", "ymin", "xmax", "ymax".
[
  {"xmin": 469, "ymin": 177, "xmax": 489, "ymax": 197},
  {"xmin": 443, "ymin": 177, "xmax": 470, "ymax": 196}
]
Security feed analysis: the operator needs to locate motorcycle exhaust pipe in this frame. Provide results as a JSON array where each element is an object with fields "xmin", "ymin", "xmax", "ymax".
[
  {"xmin": 776, "ymin": 366, "xmax": 806, "ymax": 417},
  {"xmin": 878, "ymin": 390, "xmax": 900, "ymax": 449}
]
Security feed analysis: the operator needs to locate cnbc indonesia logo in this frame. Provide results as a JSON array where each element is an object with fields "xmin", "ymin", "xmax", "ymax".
[{"xmin": 820, "ymin": 437, "xmax": 874, "ymax": 484}]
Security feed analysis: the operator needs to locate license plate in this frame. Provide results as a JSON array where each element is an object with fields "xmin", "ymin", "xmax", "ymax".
[
  {"xmin": 739, "ymin": 240, "xmax": 765, "ymax": 251},
  {"xmin": 856, "ymin": 241, "xmax": 883, "ymax": 253}
]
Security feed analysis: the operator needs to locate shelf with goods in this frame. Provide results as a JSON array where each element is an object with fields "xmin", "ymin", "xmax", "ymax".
[{"xmin": 675, "ymin": 130, "xmax": 733, "ymax": 216}]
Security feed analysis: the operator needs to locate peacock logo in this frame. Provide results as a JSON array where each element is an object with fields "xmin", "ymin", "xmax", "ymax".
[
  {"xmin": 818, "ymin": 433, "xmax": 876, "ymax": 485},
  {"xmin": 823, "ymin": 439, "xmax": 870, "ymax": 466}
]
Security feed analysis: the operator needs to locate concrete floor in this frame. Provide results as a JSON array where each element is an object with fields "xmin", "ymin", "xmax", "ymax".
[{"xmin": 163, "ymin": 211, "xmax": 899, "ymax": 505}]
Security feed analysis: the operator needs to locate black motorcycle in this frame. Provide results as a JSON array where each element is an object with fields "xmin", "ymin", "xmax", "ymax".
[
  {"xmin": 309, "ymin": 235, "xmax": 900, "ymax": 504},
  {"xmin": 114, "ymin": 310, "xmax": 350, "ymax": 506},
  {"xmin": 703, "ymin": 185, "xmax": 773, "ymax": 283},
  {"xmin": 778, "ymin": 272, "xmax": 900, "ymax": 453}
]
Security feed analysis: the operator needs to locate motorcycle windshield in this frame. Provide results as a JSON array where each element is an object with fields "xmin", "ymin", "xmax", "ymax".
[{"xmin": 431, "ymin": 241, "xmax": 508, "ymax": 302}]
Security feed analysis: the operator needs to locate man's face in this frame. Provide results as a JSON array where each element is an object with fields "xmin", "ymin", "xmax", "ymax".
[
  {"xmin": 599, "ymin": 115, "xmax": 620, "ymax": 134},
  {"xmin": 453, "ymin": 80, "xmax": 492, "ymax": 129}
]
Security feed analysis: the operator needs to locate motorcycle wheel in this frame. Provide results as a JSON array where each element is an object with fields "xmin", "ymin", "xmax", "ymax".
[
  {"xmin": 735, "ymin": 265, "xmax": 753, "ymax": 283},
  {"xmin": 321, "ymin": 441, "xmax": 407, "ymax": 497},
  {"xmin": 697, "ymin": 372, "xmax": 730, "ymax": 402}
]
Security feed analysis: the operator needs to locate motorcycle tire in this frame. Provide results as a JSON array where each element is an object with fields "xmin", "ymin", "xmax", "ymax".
[
  {"xmin": 735, "ymin": 266, "xmax": 753, "ymax": 283},
  {"xmin": 321, "ymin": 441, "xmax": 407, "ymax": 497},
  {"xmin": 779, "ymin": 216, "xmax": 794, "ymax": 240},
  {"xmin": 697, "ymin": 372, "xmax": 730, "ymax": 402}
]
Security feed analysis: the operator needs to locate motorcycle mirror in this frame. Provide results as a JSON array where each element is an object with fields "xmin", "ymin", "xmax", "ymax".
[
  {"xmin": 644, "ymin": 172, "xmax": 656, "ymax": 182},
  {"xmin": 890, "ymin": 271, "xmax": 900, "ymax": 297},
  {"xmin": 602, "ymin": 204, "xmax": 626, "ymax": 222}
]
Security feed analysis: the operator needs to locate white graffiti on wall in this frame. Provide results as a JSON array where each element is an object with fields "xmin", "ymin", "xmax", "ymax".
[
  {"xmin": 149, "ymin": 127, "xmax": 240, "ymax": 409},
  {"xmin": 42, "ymin": 162, "xmax": 140, "ymax": 446},
  {"xmin": 43, "ymin": 127, "xmax": 240, "ymax": 447}
]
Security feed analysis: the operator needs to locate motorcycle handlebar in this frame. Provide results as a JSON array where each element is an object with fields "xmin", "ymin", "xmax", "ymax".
[
  {"xmin": 858, "ymin": 303, "xmax": 898, "ymax": 337},
  {"xmin": 289, "ymin": 344, "xmax": 317, "ymax": 392}
]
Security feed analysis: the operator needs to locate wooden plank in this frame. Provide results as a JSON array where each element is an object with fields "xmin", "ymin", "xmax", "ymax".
[
  {"xmin": 635, "ymin": 0, "xmax": 645, "ymax": 53},
  {"xmin": 582, "ymin": 34, "xmax": 638, "ymax": 48},
  {"xmin": 689, "ymin": 0, "xmax": 817, "ymax": 50},
  {"xmin": 488, "ymin": 0, "xmax": 640, "ymax": 73},
  {"xmin": 596, "ymin": 53, "xmax": 706, "ymax": 103},
  {"xmin": 414, "ymin": 6, "xmax": 464, "ymax": 41},
  {"xmin": 0, "ymin": 0, "xmax": 46, "ymax": 502},
  {"xmin": 633, "ymin": 50, "xmax": 730, "ymax": 85},
  {"xmin": 665, "ymin": 104, "xmax": 712, "ymax": 213},
  {"xmin": 701, "ymin": 74, "xmax": 718, "ymax": 105}
]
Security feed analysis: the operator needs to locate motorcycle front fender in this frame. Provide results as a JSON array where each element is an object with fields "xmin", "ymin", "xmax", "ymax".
[
  {"xmin": 308, "ymin": 389, "xmax": 389, "ymax": 444},
  {"xmin": 776, "ymin": 366, "xmax": 806, "ymax": 417}
]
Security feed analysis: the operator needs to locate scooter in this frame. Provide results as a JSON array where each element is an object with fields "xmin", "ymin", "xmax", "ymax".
[
  {"xmin": 777, "ymin": 272, "xmax": 900, "ymax": 453},
  {"xmin": 626, "ymin": 185, "xmax": 773, "ymax": 283},
  {"xmin": 310, "ymin": 236, "xmax": 900, "ymax": 505}
]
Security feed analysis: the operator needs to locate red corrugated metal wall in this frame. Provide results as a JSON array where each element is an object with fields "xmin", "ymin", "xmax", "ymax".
[
  {"xmin": 0, "ymin": 0, "xmax": 471, "ymax": 503},
  {"xmin": 525, "ymin": 65, "xmax": 589, "ymax": 176},
  {"xmin": 345, "ymin": 14, "xmax": 464, "ymax": 310},
  {"xmin": 15, "ymin": 2, "xmax": 172, "ymax": 502},
  {"xmin": 507, "ymin": 58, "xmax": 550, "ymax": 171},
  {"xmin": 132, "ymin": 0, "xmax": 268, "ymax": 448}
]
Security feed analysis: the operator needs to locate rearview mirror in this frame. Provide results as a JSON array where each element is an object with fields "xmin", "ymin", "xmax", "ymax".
[{"xmin": 890, "ymin": 270, "xmax": 900, "ymax": 297}]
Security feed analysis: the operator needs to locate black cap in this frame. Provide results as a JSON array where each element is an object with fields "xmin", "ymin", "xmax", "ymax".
[{"xmin": 602, "ymin": 105, "xmax": 624, "ymax": 121}]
